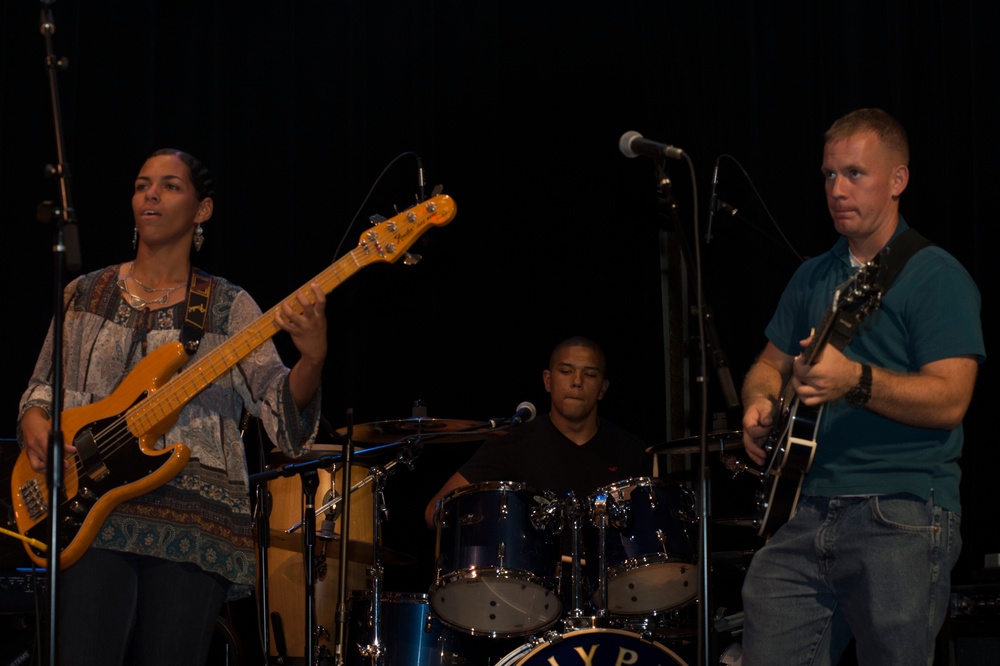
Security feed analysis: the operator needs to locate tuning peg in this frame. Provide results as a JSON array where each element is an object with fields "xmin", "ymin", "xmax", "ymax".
[
  {"xmin": 403, "ymin": 253, "xmax": 422, "ymax": 265},
  {"xmin": 369, "ymin": 214, "xmax": 386, "ymax": 225}
]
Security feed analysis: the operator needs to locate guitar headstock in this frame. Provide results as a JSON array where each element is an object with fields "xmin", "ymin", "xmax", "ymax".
[
  {"xmin": 840, "ymin": 257, "xmax": 884, "ymax": 318},
  {"xmin": 355, "ymin": 194, "xmax": 457, "ymax": 265},
  {"xmin": 807, "ymin": 257, "xmax": 885, "ymax": 362}
]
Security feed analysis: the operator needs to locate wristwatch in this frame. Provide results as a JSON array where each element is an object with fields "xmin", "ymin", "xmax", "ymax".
[{"xmin": 845, "ymin": 363, "xmax": 873, "ymax": 408}]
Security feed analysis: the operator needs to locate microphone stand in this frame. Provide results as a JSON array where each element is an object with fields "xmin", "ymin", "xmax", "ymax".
[
  {"xmin": 650, "ymin": 161, "xmax": 717, "ymax": 666},
  {"xmin": 38, "ymin": 4, "xmax": 84, "ymax": 664},
  {"xmin": 250, "ymin": 454, "xmax": 341, "ymax": 665},
  {"xmin": 334, "ymin": 410, "xmax": 354, "ymax": 666}
]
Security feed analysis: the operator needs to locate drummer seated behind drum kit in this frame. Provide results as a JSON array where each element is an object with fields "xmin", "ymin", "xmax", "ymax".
[{"xmin": 269, "ymin": 338, "xmax": 745, "ymax": 666}]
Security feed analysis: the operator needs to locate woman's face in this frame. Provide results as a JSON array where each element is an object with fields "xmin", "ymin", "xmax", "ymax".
[{"xmin": 132, "ymin": 153, "xmax": 212, "ymax": 249}]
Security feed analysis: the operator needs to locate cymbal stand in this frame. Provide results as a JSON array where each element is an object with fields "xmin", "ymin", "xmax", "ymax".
[
  {"xmin": 300, "ymin": 468, "xmax": 322, "ymax": 664},
  {"xmin": 588, "ymin": 489, "xmax": 610, "ymax": 620},
  {"xmin": 332, "ymin": 410, "xmax": 355, "ymax": 666},
  {"xmin": 354, "ymin": 443, "xmax": 419, "ymax": 666}
]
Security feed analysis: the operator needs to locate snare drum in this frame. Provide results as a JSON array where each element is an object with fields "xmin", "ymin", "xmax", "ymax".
[
  {"xmin": 430, "ymin": 481, "xmax": 563, "ymax": 637},
  {"xmin": 587, "ymin": 477, "xmax": 697, "ymax": 615},
  {"xmin": 496, "ymin": 628, "xmax": 689, "ymax": 666}
]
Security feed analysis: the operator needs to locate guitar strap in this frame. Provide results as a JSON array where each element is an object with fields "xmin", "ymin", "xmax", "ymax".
[
  {"xmin": 827, "ymin": 228, "xmax": 933, "ymax": 351},
  {"xmin": 877, "ymin": 227, "xmax": 933, "ymax": 293},
  {"xmin": 180, "ymin": 267, "xmax": 213, "ymax": 355}
]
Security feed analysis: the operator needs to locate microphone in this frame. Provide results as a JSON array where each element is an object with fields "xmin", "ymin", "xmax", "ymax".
[
  {"xmin": 619, "ymin": 131, "xmax": 684, "ymax": 160},
  {"xmin": 706, "ymin": 161, "xmax": 720, "ymax": 244},
  {"xmin": 509, "ymin": 401, "xmax": 537, "ymax": 426},
  {"xmin": 416, "ymin": 155, "xmax": 427, "ymax": 202},
  {"xmin": 489, "ymin": 401, "xmax": 537, "ymax": 429}
]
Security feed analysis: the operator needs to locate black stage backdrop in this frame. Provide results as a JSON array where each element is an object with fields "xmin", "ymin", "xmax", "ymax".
[{"xmin": 1, "ymin": 0, "xmax": 996, "ymax": 638}]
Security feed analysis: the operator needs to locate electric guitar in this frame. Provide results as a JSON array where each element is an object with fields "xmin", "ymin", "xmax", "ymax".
[
  {"xmin": 755, "ymin": 259, "xmax": 883, "ymax": 538},
  {"xmin": 11, "ymin": 193, "xmax": 457, "ymax": 569}
]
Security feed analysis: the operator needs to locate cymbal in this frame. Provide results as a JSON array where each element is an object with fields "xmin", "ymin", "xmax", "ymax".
[
  {"xmin": 267, "ymin": 444, "xmax": 385, "ymax": 467},
  {"xmin": 646, "ymin": 430, "xmax": 743, "ymax": 455},
  {"xmin": 267, "ymin": 530, "xmax": 416, "ymax": 565},
  {"xmin": 337, "ymin": 418, "xmax": 502, "ymax": 445}
]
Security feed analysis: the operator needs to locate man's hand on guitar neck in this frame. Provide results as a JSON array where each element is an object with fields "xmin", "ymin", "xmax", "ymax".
[{"xmin": 791, "ymin": 333, "xmax": 863, "ymax": 408}]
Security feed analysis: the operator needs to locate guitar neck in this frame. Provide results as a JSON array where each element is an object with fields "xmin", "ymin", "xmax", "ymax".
[
  {"xmin": 121, "ymin": 192, "xmax": 456, "ymax": 437},
  {"xmin": 125, "ymin": 246, "xmax": 366, "ymax": 434}
]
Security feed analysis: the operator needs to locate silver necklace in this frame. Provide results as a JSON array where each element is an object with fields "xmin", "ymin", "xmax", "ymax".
[
  {"xmin": 117, "ymin": 263, "xmax": 187, "ymax": 308},
  {"xmin": 126, "ymin": 262, "xmax": 187, "ymax": 293}
]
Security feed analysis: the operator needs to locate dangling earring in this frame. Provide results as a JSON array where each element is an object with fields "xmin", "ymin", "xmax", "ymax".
[
  {"xmin": 193, "ymin": 224, "xmax": 204, "ymax": 252},
  {"xmin": 132, "ymin": 227, "xmax": 138, "ymax": 251}
]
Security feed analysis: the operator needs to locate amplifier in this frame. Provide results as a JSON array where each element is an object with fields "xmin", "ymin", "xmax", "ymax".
[
  {"xmin": 952, "ymin": 583, "xmax": 1000, "ymax": 620},
  {"xmin": 0, "ymin": 569, "xmax": 46, "ymax": 614}
]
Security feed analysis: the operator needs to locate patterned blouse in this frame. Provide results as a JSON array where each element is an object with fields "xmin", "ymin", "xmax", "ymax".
[{"xmin": 18, "ymin": 264, "xmax": 320, "ymax": 599}]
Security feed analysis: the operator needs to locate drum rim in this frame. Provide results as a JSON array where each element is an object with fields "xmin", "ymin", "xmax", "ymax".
[
  {"xmin": 607, "ymin": 552, "xmax": 696, "ymax": 575},
  {"xmin": 428, "ymin": 570, "xmax": 564, "ymax": 637},
  {"xmin": 441, "ymin": 480, "xmax": 557, "ymax": 502},
  {"xmin": 508, "ymin": 627, "xmax": 689, "ymax": 665},
  {"xmin": 589, "ymin": 476, "xmax": 666, "ymax": 498},
  {"xmin": 431, "ymin": 566, "xmax": 561, "ymax": 591},
  {"xmin": 350, "ymin": 590, "xmax": 430, "ymax": 603}
]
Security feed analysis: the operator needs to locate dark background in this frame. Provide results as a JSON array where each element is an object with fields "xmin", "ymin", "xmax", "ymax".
[{"xmin": 1, "ymin": 0, "xmax": 996, "ymax": 660}]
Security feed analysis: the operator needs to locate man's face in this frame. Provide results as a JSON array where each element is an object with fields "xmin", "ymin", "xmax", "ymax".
[
  {"xmin": 543, "ymin": 345, "xmax": 609, "ymax": 423},
  {"xmin": 822, "ymin": 130, "xmax": 907, "ymax": 245}
]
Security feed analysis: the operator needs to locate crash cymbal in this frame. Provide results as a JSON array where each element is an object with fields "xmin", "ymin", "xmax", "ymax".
[
  {"xmin": 337, "ymin": 418, "xmax": 501, "ymax": 445},
  {"xmin": 267, "ymin": 530, "xmax": 416, "ymax": 565},
  {"xmin": 646, "ymin": 430, "xmax": 743, "ymax": 455}
]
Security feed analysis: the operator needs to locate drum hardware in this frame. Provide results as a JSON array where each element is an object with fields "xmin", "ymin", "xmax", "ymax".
[
  {"xmin": 645, "ymin": 430, "xmax": 744, "ymax": 456},
  {"xmin": 561, "ymin": 494, "xmax": 589, "ymax": 620},
  {"xmin": 589, "ymin": 488, "xmax": 611, "ymax": 619}
]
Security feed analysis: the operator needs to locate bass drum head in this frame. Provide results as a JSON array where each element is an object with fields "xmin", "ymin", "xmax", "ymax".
[{"xmin": 496, "ymin": 629, "xmax": 689, "ymax": 666}]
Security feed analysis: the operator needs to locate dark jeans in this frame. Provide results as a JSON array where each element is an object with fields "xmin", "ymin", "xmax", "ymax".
[{"xmin": 54, "ymin": 548, "xmax": 228, "ymax": 666}]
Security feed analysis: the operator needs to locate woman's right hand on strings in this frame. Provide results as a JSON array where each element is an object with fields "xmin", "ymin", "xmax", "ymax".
[{"xmin": 20, "ymin": 407, "xmax": 76, "ymax": 473}]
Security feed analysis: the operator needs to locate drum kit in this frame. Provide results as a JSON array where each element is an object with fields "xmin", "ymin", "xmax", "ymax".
[{"xmin": 252, "ymin": 417, "xmax": 756, "ymax": 666}]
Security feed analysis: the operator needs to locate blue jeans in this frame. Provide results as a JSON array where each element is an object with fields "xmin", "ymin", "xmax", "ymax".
[
  {"xmin": 54, "ymin": 548, "xmax": 229, "ymax": 666},
  {"xmin": 741, "ymin": 494, "xmax": 960, "ymax": 666}
]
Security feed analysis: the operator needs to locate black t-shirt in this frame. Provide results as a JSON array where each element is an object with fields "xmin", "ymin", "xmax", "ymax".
[{"xmin": 458, "ymin": 412, "xmax": 652, "ymax": 501}]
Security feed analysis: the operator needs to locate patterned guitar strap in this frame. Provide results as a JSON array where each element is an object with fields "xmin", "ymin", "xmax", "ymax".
[{"xmin": 180, "ymin": 267, "xmax": 213, "ymax": 355}]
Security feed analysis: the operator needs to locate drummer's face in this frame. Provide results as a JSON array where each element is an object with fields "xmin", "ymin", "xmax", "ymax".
[{"xmin": 543, "ymin": 345, "xmax": 609, "ymax": 423}]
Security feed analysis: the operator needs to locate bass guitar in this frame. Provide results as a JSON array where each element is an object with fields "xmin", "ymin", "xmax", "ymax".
[
  {"xmin": 755, "ymin": 259, "xmax": 882, "ymax": 538},
  {"xmin": 12, "ymin": 193, "xmax": 457, "ymax": 569}
]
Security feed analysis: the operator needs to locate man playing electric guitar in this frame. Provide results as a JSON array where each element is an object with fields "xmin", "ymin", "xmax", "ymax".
[{"xmin": 739, "ymin": 109, "xmax": 984, "ymax": 665}]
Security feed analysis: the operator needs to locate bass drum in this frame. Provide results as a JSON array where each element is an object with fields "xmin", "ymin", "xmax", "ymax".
[
  {"xmin": 346, "ymin": 591, "xmax": 523, "ymax": 666},
  {"xmin": 496, "ymin": 628, "xmax": 689, "ymax": 666}
]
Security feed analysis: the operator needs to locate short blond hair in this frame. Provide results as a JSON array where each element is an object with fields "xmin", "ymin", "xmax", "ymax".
[{"xmin": 825, "ymin": 108, "xmax": 909, "ymax": 165}]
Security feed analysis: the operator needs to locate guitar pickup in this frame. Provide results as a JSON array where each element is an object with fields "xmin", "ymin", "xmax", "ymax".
[{"xmin": 74, "ymin": 427, "xmax": 110, "ymax": 482}]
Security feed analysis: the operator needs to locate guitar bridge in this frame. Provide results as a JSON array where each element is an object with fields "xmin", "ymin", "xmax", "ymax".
[{"xmin": 19, "ymin": 479, "xmax": 48, "ymax": 521}]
